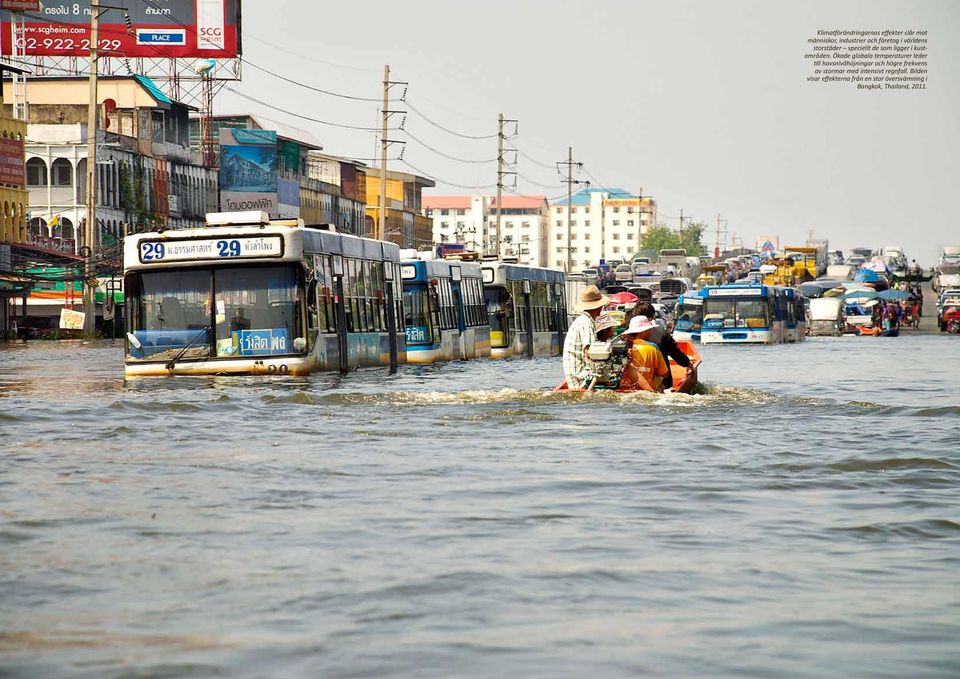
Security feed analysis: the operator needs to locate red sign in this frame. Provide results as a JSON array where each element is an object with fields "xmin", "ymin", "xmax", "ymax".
[
  {"xmin": 1, "ymin": 0, "xmax": 240, "ymax": 59},
  {"xmin": 1, "ymin": 1, "xmax": 41, "ymax": 11},
  {"xmin": 0, "ymin": 137, "xmax": 24, "ymax": 187}
]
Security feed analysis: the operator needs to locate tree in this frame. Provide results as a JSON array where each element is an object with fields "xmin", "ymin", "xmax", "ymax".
[{"xmin": 640, "ymin": 222, "xmax": 707, "ymax": 256}]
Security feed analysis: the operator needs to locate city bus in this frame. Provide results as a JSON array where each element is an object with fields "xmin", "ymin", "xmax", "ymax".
[
  {"xmin": 672, "ymin": 290, "xmax": 704, "ymax": 342},
  {"xmin": 400, "ymin": 258, "xmax": 490, "ymax": 363},
  {"xmin": 700, "ymin": 284, "xmax": 806, "ymax": 344},
  {"xmin": 123, "ymin": 211, "xmax": 405, "ymax": 376},
  {"xmin": 481, "ymin": 262, "xmax": 567, "ymax": 358}
]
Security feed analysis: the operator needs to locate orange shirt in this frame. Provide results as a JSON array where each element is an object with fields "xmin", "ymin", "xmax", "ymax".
[{"xmin": 626, "ymin": 340, "xmax": 670, "ymax": 390}]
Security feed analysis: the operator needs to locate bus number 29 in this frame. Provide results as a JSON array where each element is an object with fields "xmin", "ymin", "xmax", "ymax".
[
  {"xmin": 141, "ymin": 242, "xmax": 165, "ymax": 261},
  {"xmin": 217, "ymin": 240, "xmax": 242, "ymax": 257}
]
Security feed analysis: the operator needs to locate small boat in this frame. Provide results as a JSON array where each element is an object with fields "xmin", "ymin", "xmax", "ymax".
[{"xmin": 555, "ymin": 340, "xmax": 702, "ymax": 394}]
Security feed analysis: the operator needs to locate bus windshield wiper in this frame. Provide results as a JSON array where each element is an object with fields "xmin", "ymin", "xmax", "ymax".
[{"xmin": 166, "ymin": 327, "xmax": 210, "ymax": 370}]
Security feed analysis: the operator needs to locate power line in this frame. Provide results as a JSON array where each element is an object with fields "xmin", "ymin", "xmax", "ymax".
[
  {"xmin": 241, "ymin": 58, "xmax": 380, "ymax": 103},
  {"xmin": 223, "ymin": 86, "xmax": 387, "ymax": 131},
  {"xmin": 403, "ymin": 129, "xmax": 498, "ymax": 164},
  {"xmin": 403, "ymin": 98, "xmax": 497, "ymax": 140},
  {"xmin": 399, "ymin": 157, "xmax": 497, "ymax": 190}
]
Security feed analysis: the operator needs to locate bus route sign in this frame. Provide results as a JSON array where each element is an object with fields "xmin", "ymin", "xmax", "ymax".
[{"xmin": 139, "ymin": 236, "xmax": 283, "ymax": 263}]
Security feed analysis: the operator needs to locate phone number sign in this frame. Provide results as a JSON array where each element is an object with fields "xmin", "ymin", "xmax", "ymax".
[{"xmin": 1, "ymin": 0, "xmax": 240, "ymax": 58}]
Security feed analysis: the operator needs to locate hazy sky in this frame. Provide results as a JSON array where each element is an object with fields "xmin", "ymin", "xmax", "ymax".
[{"xmin": 219, "ymin": 0, "xmax": 959, "ymax": 262}]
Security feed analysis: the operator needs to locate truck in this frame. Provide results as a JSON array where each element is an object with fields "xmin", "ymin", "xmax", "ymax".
[
  {"xmin": 805, "ymin": 238, "xmax": 830, "ymax": 276},
  {"xmin": 658, "ymin": 248, "xmax": 689, "ymax": 276}
]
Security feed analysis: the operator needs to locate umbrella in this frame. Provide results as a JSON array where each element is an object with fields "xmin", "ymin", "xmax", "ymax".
[
  {"xmin": 842, "ymin": 289, "xmax": 878, "ymax": 300},
  {"xmin": 879, "ymin": 289, "xmax": 911, "ymax": 300},
  {"xmin": 608, "ymin": 291, "xmax": 639, "ymax": 305}
]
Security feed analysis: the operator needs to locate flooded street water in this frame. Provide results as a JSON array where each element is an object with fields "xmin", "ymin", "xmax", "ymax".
[{"xmin": 2, "ymin": 337, "xmax": 959, "ymax": 678}]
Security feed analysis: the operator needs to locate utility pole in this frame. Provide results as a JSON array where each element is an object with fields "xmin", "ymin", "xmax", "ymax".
[
  {"xmin": 678, "ymin": 208, "xmax": 685, "ymax": 250},
  {"xmin": 82, "ymin": 0, "xmax": 101, "ymax": 336},
  {"xmin": 557, "ymin": 147, "xmax": 587, "ymax": 272},
  {"xmin": 495, "ymin": 112, "xmax": 517, "ymax": 259},
  {"xmin": 714, "ymin": 212, "xmax": 722, "ymax": 259},
  {"xmin": 377, "ymin": 65, "xmax": 407, "ymax": 242}
]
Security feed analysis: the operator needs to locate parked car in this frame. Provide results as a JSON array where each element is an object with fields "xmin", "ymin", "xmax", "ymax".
[
  {"xmin": 582, "ymin": 268, "xmax": 599, "ymax": 280},
  {"xmin": 17, "ymin": 315, "xmax": 59, "ymax": 339}
]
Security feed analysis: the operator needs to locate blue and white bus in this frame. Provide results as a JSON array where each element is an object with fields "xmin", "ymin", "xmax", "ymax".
[
  {"xmin": 700, "ymin": 284, "xmax": 806, "ymax": 344},
  {"xmin": 401, "ymin": 258, "xmax": 490, "ymax": 364},
  {"xmin": 481, "ymin": 262, "xmax": 568, "ymax": 358},
  {"xmin": 673, "ymin": 290, "xmax": 704, "ymax": 342},
  {"xmin": 123, "ymin": 211, "xmax": 406, "ymax": 376}
]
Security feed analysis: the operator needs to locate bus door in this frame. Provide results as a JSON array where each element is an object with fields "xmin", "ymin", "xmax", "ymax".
[
  {"xmin": 485, "ymin": 287, "xmax": 511, "ymax": 349},
  {"xmin": 332, "ymin": 255, "xmax": 349, "ymax": 373}
]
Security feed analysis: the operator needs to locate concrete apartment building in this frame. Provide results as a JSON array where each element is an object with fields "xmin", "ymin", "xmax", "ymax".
[
  {"xmin": 549, "ymin": 188, "xmax": 657, "ymax": 272},
  {"xmin": 422, "ymin": 194, "xmax": 549, "ymax": 267}
]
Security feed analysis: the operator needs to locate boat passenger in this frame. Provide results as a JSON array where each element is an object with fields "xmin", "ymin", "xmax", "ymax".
[
  {"xmin": 635, "ymin": 302, "xmax": 692, "ymax": 389},
  {"xmin": 595, "ymin": 312, "xmax": 618, "ymax": 343},
  {"xmin": 619, "ymin": 315, "xmax": 671, "ymax": 392},
  {"xmin": 562, "ymin": 285, "xmax": 609, "ymax": 389}
]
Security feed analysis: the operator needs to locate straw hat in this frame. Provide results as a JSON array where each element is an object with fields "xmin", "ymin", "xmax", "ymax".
[
  {"xmin": 620, "ymin": 315, "xmax": 658, "ymax": 335},
  {"xmin": 579, "ymin": 285, "xmax": 609, "ymax": 311},
  {"xmin": 595, "ymin": 312, "xmax": 618, "ymax": 333}
]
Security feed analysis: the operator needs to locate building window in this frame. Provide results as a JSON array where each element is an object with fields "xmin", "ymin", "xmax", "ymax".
[
  {"xmin": 522, "ymin": 235, "xmax": 530, "ymax": 242},
  {"xmin": 457, "ymin": 221, "xmax": 465, "ymax": 228},
  {"xmin": 441, "ymin": 209, "xmax": 449, "ymax": 215},
  {"xmin": 556, "ymin": 246, "xmax": 563, "ymax": 253},
  {"xmin": 457, "ymin": 209, "xmax": 466, "ymax": 215},
  {"xmin": 570, "ymin": 247, "xmax": 578, "ymax": 253},
  {"xmin": 570, "ymin": 220, "xmax": 577, "ymax": 226},
  {"xmin": 584, "ymin": 220, "xmax": 590, "ymax": 226},
  {"xmin": 522, "ymin": 221, "xmax": 530, "ymax": 228},
  {"xmin": 584, "ymin": 233, "xmax": 591, "ymax": 240},
  {"xmin": 556, "ymin": 207, "xmax": 562, "ymax": 214},
  {"xmin": 627, "ymin": 220, "xmax": 634, "ymax": 226},
  {"xmin": 570, "ymin": 233, "xmax": 577, "ymax": 240},
  {"xmin": 556, "ymin": 220, "xmax": 562, "ymax": 227},
  {"xmin": 627, "ymin": 207, "xmax": 634, "ymax": 213},
  {"xmin": 570, "ymin": 207, "xmax": 577, "ymax": 213},
  {"xmin": 51, "ymin": 158, "xmax": 73, "ymax": 187},
  {"xmin": 612, "ymin": 233, "xmax": 620, "ymax": 240},
  {"xmin": 612, "ymin": 220, "xmax": 620, "ymax": 226},
  {"xmin": 440, "ymin": 221, "xmax": 449, "ymax": 229},
  {"xmin": 612, "ymin": 207, "xmax": 620, "ymax": 213},
  {"xmin": 26, "ymin": 158, "xmax": 47, "ymax": 187},
  {"xmin": 584, "ymin": 247, "xmax": 591, "ymax": 253},
  {"xmin": 613, "ymin": 247, "xmax": 620, "ymax": 253},
  {"xmin": 584, "ymin": 207, "xmax": 590, "ymax": 213},
  {"xmin": 627, "ymin": 246, "xmax": 635, "ymax": 253}
]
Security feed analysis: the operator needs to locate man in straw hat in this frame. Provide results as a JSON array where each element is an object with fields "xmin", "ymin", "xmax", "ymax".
[
  {"xmin": 619, "ymin": 315, "xmax": 671, "ymax": 392},
  {"xmin": 562, "ymin": 285, "xmax": 609, "ymax": 389}
]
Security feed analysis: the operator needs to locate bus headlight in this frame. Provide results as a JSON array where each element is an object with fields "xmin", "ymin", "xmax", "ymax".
[{"xmin": 293, "ymin": 337, "xmax": 307, "ymax": 352}]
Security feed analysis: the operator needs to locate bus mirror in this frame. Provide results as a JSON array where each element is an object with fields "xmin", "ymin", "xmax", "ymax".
[
  {"xmin": 126, "ymin": 332, "xmax": 142, "ymax": 349},
  {"xmin": 522, "ymin": 280, "xmax": 531, "ymax": 294}
]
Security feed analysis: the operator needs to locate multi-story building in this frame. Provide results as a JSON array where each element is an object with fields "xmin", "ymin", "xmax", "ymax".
[
  {"xmin": 0, "ymin": 62, "xmax": 30, "ymax": 340},
  {"xmin": 364, "ymin": 169, "xmax": 435, "ymax": 249},
  {"xmin": 549, "ymin": 188, "xmax": 657, "ymax": 272},
  {"xmin": 3, "ymin": 75, "xmax": 219, "ymax": 254},
  {"xmin": 422, "ymin": 194, "xmax": 550, "ymax": 267}
]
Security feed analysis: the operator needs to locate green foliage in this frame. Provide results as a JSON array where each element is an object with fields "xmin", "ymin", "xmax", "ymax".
[{"xmin": 640, "ymin": 222, "xmax": 707, "ymax": 256}]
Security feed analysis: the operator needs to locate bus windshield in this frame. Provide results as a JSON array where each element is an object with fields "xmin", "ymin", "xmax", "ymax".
[
  {"xmin": 403, "ymin": 286, "xmax": 434, "ymax": 345},
  {"xmin": 703, "ymin": 297, "xmax": 770, "ymax": 329},
  {"xmin": 126, "ymin": 264, "xmax": 303, "ymax": 362},
  {"xmin": 674, "ymin": 302, "xmax": 703, "ymax": 331}
]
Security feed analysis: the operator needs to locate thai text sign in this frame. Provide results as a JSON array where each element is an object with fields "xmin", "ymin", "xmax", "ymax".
[
  {"xmin": 0, "ymin": 137, "xmax": 25, "ymax": 187},
  {"xmin": 139, "ymin": 236, "xmax": 283, "ymax": 263},
  {"xmin": 1, "ymin": 0, "xmax": 240, "ymax": 58}
]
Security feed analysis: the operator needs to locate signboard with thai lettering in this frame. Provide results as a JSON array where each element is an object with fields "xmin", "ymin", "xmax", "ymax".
[
  {"xmin": 0, "ymin": 137, "xmax": 25, "ymax": 187},
  {"xmin": 1, "ymin": 0, "xmax": 241, "ymax": 58}
]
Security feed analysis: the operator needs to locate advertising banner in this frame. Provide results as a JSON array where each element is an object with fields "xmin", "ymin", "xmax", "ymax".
[
  {"xmin": 1, "ymin": 0, "xmax": 240, "ymax": 58},
  {"xmin": 0, "ymin": 137, "xmax": 25, "ymax": 187},
  {"xmin": 1, "ymin": 1, "xmax": 41, "ymax": 11},
  {"xmin": 219, "ymin": 127, "xmax": 277, "ymax": 215}
]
